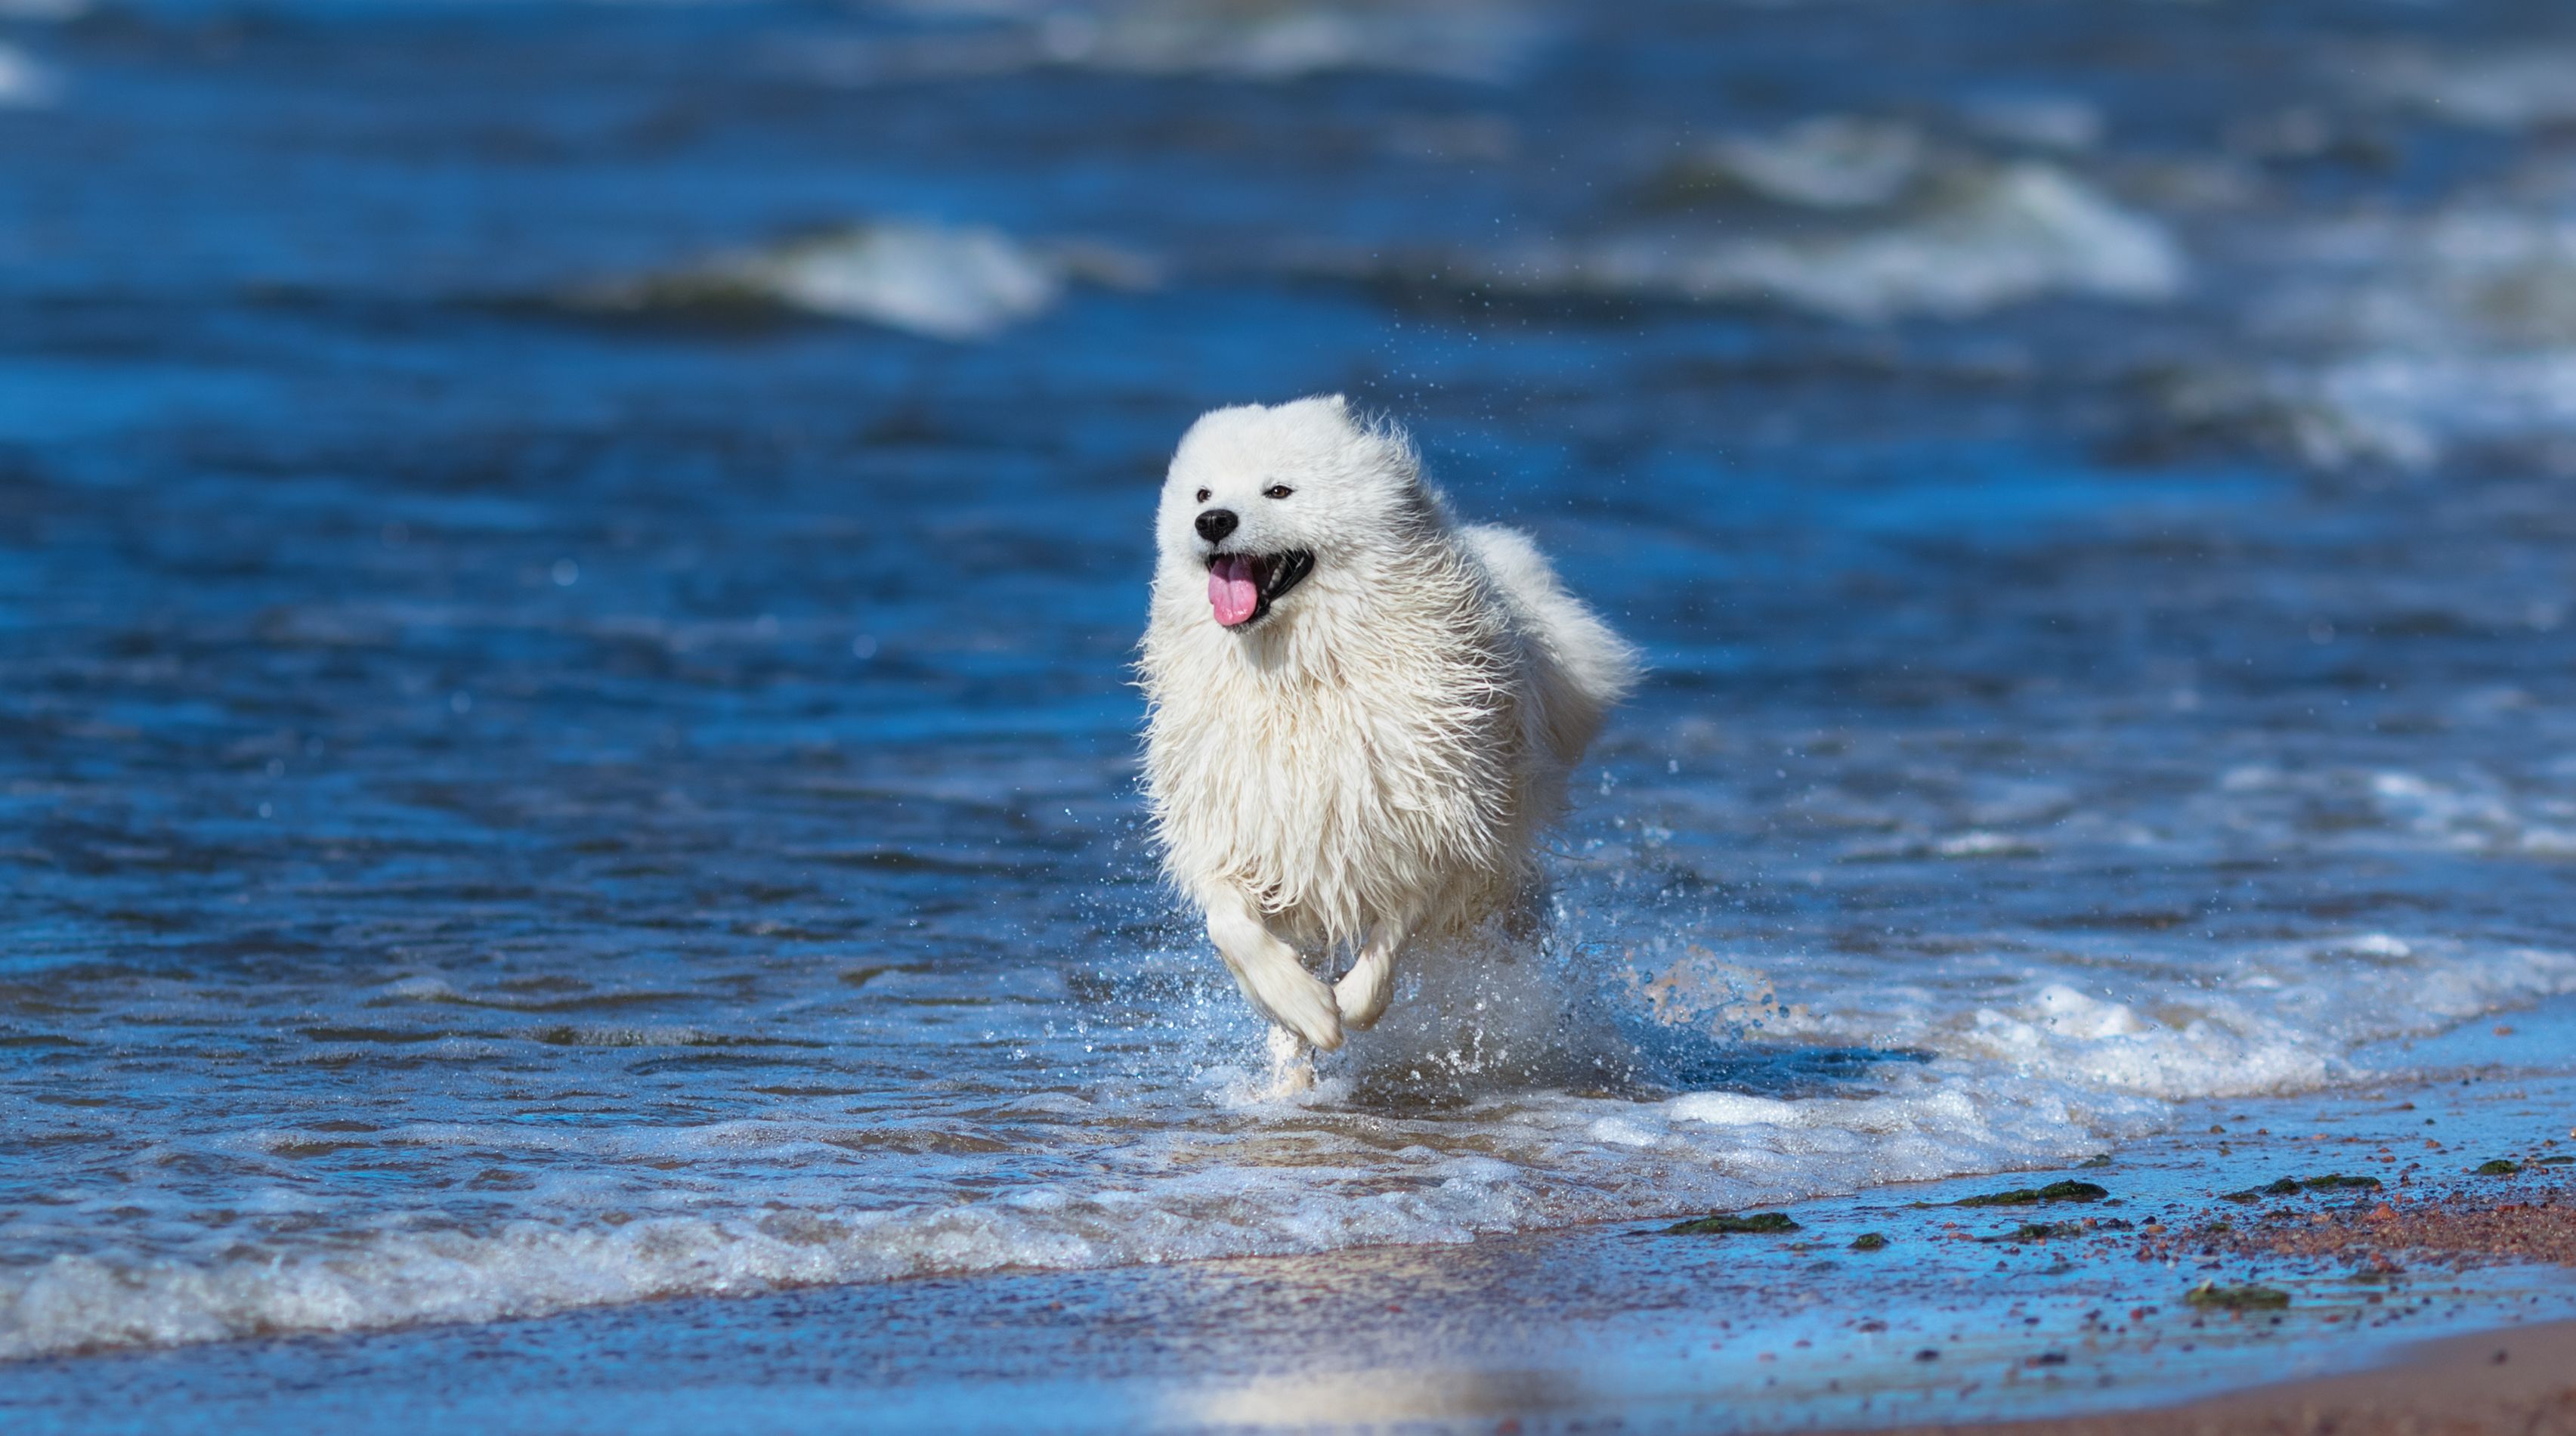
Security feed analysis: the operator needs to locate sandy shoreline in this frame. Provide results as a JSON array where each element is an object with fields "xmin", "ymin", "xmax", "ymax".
[
  {"xmin": 1875, "ymin": 1319, "xmax": 2576, "ymax": 1436},
  {"xmin": 1869, "ymin": 1173, "xmax": 2576, "ymax": 1436}
]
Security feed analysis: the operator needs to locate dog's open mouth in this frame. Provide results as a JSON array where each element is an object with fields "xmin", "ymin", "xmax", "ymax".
[{"xmin": 1205, "ymin": 549, "xmax": 1315, "ymax": 628}]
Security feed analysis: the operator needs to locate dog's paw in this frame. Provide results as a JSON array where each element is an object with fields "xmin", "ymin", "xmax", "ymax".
[
  {"xmin": 1334, "ymin": 949, "xmax": 1394, "ymax": 1032},
  {"xmin": 1220, "ymin": 942, "xmax": 1343, "ymax": 1050},
  {"xmin": 1262, "ymin": 1025, "xmax": 1319, "ymax": 1097},
  {"xmin": 1273, "ymin": 974, "xmax": 1344, "ymax": 1051},
  {"xmin": 1253, "ymin": 966, "xmax": 1341, "ymax": 1051},
  {"xmin": 1206, "ymin": 896, "xmax": 1343, "ymax": 1050}
]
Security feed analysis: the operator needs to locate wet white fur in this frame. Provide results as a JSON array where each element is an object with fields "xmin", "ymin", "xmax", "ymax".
[{"xmin": 1138, "ymin": 396, "xmax": 1637, "ymax": 1085}]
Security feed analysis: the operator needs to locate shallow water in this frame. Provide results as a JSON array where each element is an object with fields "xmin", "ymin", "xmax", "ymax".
[
  {"xmin": 8, "ymin": 0, "xmax": 2576, "ymax": 1374},
  {"xmin": 11, "ymin": 1060, "xmax": 2576, "ymax": 1435}
]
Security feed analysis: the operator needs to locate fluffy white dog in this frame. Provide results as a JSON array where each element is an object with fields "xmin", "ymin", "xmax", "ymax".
[{"xmin": 1139, "ymin": 396, "xmax": 1637, "ymax": 1087}]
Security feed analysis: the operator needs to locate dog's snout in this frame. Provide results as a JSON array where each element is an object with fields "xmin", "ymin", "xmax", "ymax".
[{"xmin": 1195, "ymin": 509, "xmax": 1239, "ymax": 543}]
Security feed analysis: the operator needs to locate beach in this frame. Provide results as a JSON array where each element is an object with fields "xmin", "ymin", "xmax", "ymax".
[
  {"xmin": 1881, "ymin": 1321, "xmax": 2576, "ymax": 1436},
  {"xmin": 9, "ymin": 0, "xmax": 2576, "ymax": 1427}
]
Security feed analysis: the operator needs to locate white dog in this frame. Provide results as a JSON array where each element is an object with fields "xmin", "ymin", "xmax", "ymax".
[{"xmin": 1139, "ymin": 396, "xmax": 1637, "ymax": 1088}]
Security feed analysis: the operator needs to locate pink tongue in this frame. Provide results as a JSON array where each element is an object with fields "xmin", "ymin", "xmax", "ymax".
[{"xmin": 1208, "ymin": 556, "xmax": 1261, "ymax": 627}]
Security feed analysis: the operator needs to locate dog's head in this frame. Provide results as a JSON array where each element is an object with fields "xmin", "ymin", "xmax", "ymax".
[{"xmin": 1157, "ymin": 395, "xmax": 1430, "ymax": 632}]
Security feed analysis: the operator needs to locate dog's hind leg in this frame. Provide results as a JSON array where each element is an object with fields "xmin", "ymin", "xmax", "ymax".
[
  {"xmin": 1205, "ymin": 887, "xmax": 1342, "ymax": 1051},
  {"xmin": 1334, "ymin": 913, "xmax": 1411, "ymax": 1032}
]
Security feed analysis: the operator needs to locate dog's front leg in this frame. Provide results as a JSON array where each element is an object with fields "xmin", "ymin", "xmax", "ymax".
[
  {"xmin": 1203, "ymin": 886, "xmax": 1342, "ymax": 1053},
  {"xmin": 1262, "ymin": 1023, "xmax": 1316, "ymax": 1097},
  {"xmin": 1333, "ymin": 910, "xmax": 1412, "ymax": 1032}
]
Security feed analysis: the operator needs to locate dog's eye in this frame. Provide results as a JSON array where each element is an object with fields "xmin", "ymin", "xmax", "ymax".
[
  {"xmin": 1263, "ymin": 485, "xmax": 1294, "ymax": 500},
  {"xmin": 1194, "ymin": 488, "xmax": 1210, "ymax": 503}
]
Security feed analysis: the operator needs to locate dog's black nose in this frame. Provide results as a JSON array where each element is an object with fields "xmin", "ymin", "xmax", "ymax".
[{"xmin": 1195, "ymin": 509, "xmax": 1238, "ymax": 543}]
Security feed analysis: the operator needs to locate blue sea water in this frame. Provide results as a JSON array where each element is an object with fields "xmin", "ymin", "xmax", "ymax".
[{"xmin": 5, "ymin": 0, "xmax": 2576, "ymax": 1376}]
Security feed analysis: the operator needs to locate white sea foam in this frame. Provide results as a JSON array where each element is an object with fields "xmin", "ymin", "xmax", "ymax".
[
  {"xmin": 690, "ymin": 221, "xmax": 1066, "ymax": 339},
  {"xmin": 1928, "ymin": 938, "xmax": 2576, "ymax": 1100},
  {"xmin": 0, "ymin": 1062, "xmax": 2145, "ymax": 1363},
  {"xmin": 2359, "ymin": 45, "xmax": 2576, "ymax": 130},
  {"xmin": 796, "ymin": 1, "xmax": 1545, "ymax": 85},
  {"xmin": 1692, "ymin": 118, "xmax": 1928, "ymax": 210},
  {"xmin": 574, "ymin": 219, "xmax": 1157, "ymax": 339},
  {"xmin": 1031, "ymin": 2, "xmax": 1541, "ymax": 82},
  {"xmin": 1960, "ymin": 94, "xmax": 2102, "ymax": 153},
  {"xmin": 601, "ymin": 221, "xmax": 1161, "ymax": 338},
  {"xmin": 1491, "ymin": 162, "xmax": 2183, "ymax": 320},
  {"xmin": 0, "ymin": 43, "xmax": 59, "ymax": 107},
  {"xmin": 2219, "ymin": 759, "xmax": 2576, "ymax": 846},
  {"xmin": 4, "ymin": 929, "xmax": 2567, "ymax": 1362},
  {"xmin": 2166, "ymin": 206, "xmax": 2576, "ymax": 468}
]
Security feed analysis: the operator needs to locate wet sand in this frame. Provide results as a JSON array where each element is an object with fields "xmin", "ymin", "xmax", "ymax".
[
  {"xmin": 2219, "ymin": 1180, "xmax": 2576, "ymax": 1270},
  {"xmin": 1882, "ymin": 1319, "xmax": 2576, "ymax": 1436},
  {"xmin": 1876, "ymin": 1178, "xmax": 2576, "ymax": 1436}
]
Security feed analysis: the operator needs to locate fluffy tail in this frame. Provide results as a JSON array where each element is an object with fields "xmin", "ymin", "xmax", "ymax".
[{"xmin": 1458, "ymin": 524, "xmax": 1641, "ymax": 768}]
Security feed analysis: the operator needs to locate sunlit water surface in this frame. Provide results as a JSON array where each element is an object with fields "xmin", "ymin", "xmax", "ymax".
[{"xmin": 6, "ymin": 0, "xmax": 2576, "ymax": 1366}]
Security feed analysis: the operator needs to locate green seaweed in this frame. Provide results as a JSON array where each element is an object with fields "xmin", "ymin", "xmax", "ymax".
[
  {"xmin": 2475, "ymin": 1159, "xmax": 2521, "ymax": 1175},
  {"xmin": 1850, "ymin": 1232, "xmax": 1888, "ymax": 1251},
  {"xmin": 1953, "ymin": 1181, "xmax": 2109, "ymax": 1208},
  {"xmin": 2186, "ymin": 1282, "xmax": 2290, "ymax": 1311},
  {"xmin": 1981, "ymin": 1221, "xmax": 2083, "ymax": 1243},
  {"xmin": 1663, "ymin": 1212, "xmax": 1801, "ymax": 1235},
  {"xmin": 2222, "ymin": 1173, "xmax": 2384, "ymax": 1202}
]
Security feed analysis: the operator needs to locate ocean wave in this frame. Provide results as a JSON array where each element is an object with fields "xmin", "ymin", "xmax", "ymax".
[
  {"xmin": 1449, "ymin": 162, "xmax": 2185, "ymax": 320},
  {"xmin": 1958, "ymin": 94, "xmax": 2102, "ymax": 153},
  {"xmin": 1941, "ymin": 939, "xmax": 2576, "ymax": 1100},
  {"xmin": 577, "ymin": 221, "xmax": 1149, "ymax": 339},
  {"xmin": 1673, "ymin": 117, "xmax": 1928, "ymax": 210},
  {"xmin": 2293, "ymin": 351, "xmax": 2576, "ymax": 468},
  {"xmin": 788, "ymin": 1, "xmax": 1545, "ymax": 85},
  {"xmin": 2203, "ymin": 764, "xmax": 2576, "ymax": 859},
  {"xmin": 2358, "ymin": 45, "xmax": 2576, "ymax": 130},
  {"xmin": 2178, "ymin": 207, "xmax": 2576, "ymax": 468},
  {"xmin": 2277, "ymin": 210, "xmax": 2576, "ymax": 352},
  {"xmin": 0, "ymin": 43, "xmax": 58, "ymax": 107}
]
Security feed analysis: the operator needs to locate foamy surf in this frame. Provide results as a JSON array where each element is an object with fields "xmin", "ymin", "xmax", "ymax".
[
  {"xmin": 2356, "ymin": 44, "xmax": 2576, "ymax": 130},
  {"xmin": 5, "ymin": 927, "xmax": 2568, "ymax": 1362},
  {"xmin": 0, "ymin": 1065, "xmax": 2132, "ymax": 1362},
  {"xmin": 0, "ymin": 42, "xmax": 58, "ymax": 107},
  {"xmin": 578, "ymin": 221, "xmax": 1152, "ymax": 339},
  {"xmin": 786, "ymin": 0, "xmax": 1548, "ymax": 85},
  {"xmin": 1395, "ymin": 159, "xmax": 2183, "ymax": 320},
  {"xmin": 2142, "ymin": 190, "xmax": 2576, "ymax": 470}
]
